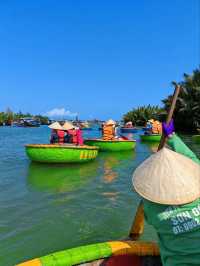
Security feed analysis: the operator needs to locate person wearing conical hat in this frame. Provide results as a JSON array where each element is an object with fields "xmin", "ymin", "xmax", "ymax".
[
  {"xmin": 48, "ymin": 121, "xmax": 63, "ymax": 130},
  {"xmin": 62, "ymin": 121, "xmax": 74, "ymax": 144},
  {"xmin": 132, "ymin": 120, "xmax": 200, "ymax": 266},
  {"xmin": 48, "ymin": 121, "xmax": 64, "ymax": 144},
  {"xmin": 62, "ymin": 121, "xmax": 83, "ymax": 145},
  {"xmin": 102, "ymin": 119, "xmax": 116, "ymax": 140},
  {"xmin": 62, "ymin": 121, "xmax": 74, "ymax": 131}
]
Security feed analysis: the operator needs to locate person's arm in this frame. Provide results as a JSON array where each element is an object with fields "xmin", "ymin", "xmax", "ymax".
[{"xmin": 163, "ymin": 120, "xmax": 200, "ymax": 164}]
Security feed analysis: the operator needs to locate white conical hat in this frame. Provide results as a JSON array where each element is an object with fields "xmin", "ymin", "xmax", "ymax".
[
  {"xmin": 62, "ymin": 121, "xmax": 74, "ymax": 130},
  {"xmin": 48, "ymin": 122, "xmax": 63, "ymax": 130},
  {"xmin": 106, "ymin": 119, "xmax": 116, "ymax": 125},
  {"xmin": 132, "ymin": 147, "xmax": 200, "ymax": 205}
]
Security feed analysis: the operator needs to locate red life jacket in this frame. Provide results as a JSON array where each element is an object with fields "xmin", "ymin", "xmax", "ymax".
[
  {"xmin": 67, "ymin": 129, "xmax": 78, "ymax": 144},
  {"xmin": 57, "ymin": 130, "xmax": 65, "ymax": 144}
]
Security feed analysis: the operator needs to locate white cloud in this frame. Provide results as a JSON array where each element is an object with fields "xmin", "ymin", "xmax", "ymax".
[{"xmin": 45, "ymin": 108, "xmax": 78, "ymax": 118}]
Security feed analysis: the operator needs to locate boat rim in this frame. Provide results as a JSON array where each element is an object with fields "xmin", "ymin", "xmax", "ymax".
[
  {"xmin": 25, "ymin": 144, "xmax": 99, "ymax": 150},
  {"xmin": 120, "ymin": 127, "xmax": 137, "ymax": 129},
  {"xmin": 140, "ymin": 134, "xmax": 161, "ymax": 136},
  {"xmin": 85, "ymin": 138, "xmax": 136, "ymax": 143}
]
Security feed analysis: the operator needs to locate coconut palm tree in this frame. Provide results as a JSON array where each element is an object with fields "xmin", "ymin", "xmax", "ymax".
[
  {"xmin": 123, "ymin": 105, "xmax": 164, "ymax": 126},
  {"xmin": 163, "ymin": 68, "xmax": 200, "ymax": 132}
]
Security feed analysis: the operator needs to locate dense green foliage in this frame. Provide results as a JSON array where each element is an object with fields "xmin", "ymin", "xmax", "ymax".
[
  {"xmin": 0, "ymin": 109, "xmax": 49, "ymax": 126},
  {"xmin": 163, "ymin": 68, "xmax": 200, "ymax": 132},
  {"xmin": 123, "ymin": 105, "xmax": 164, "ymax": 126},
  {"xmin": 123, "ymin": 68, "xmax": 200, "ymax": 132}
]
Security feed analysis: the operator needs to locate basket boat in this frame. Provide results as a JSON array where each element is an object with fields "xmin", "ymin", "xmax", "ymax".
[
  {"xmin": 140, "ymin": 134, "xmax": 162, "ymax": 142},
  {"xmin": 120, "ymin": 127, "xmax": 138, "ymax": 133},
  {"xmin": 25, "ymin": 144, "xmax": 99, "ymax": 163},
  {"xmin": 84, "ymin": 139, "xmax": 136, "ymax": 151},
  {"xmin": 17, "ymin": 240, "xmax": 161, "ymax": 266}
]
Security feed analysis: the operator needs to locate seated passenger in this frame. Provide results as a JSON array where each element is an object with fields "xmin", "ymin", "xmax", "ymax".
[
  {"xmin": 57, "ymin": 129, "xmax": 65, "ymax": 144},
  {"xmin": 152, "ymin": 120, "xmax": 162, "ymax": 135},
  {"xmin": 102, "ymin": 119, "xmax": 116, "ymax": 140},
  {"xmin": 125, "ymin": 121, "xmax": 133, "ymax": 128},
  {"xmin": 62, "ymin": 121, "xmax": 83, "ymax": 145},
  {"xmin": 144, "ymin": 119, "xmax": 153, "ymax": 135},
  {"xmin": 76, "ymin": 127, "xmax": 83, "ymax": 145},
  {"xmin": 48, "ymin": 122, "xmax": 63, "ymax": 144},
  {"xmin": 62, "ymin": 121, "xmax": 74, "ymax": 143},
  {"xmin": 50, "ymin": 129, "xmax": 58, "ymax": 144}
]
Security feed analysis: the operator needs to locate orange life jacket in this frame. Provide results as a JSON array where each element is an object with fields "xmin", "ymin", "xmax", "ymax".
[
  {"xmin": 103, "ymin": 125, "xmax": 115, "ymax": 140},
  {"xmin": 152, "ymin": 122, "xmax": 162, "ymax": 134}
]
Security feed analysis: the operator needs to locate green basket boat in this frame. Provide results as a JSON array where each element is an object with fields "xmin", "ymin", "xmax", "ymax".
[
  {"xmin": 25, "ymin": 144, "xmax": 99, "ymax": 163},
  {"xmin": 84, "ymin": 139, "xmax": 136, "ymax": 151},
  {"xmin": 17, "ymin": 240, "xmax": 161, "ymax": 266},
  {"xmin": 192, "ymin": 135, "xmax": 200, "ymax": 144},
  {"xmin": 140, "ymin": 134, "xmax": 162, "ymax": 142}
]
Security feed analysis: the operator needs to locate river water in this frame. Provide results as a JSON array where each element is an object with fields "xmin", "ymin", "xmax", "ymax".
[{"xmin": 0, "ymin": 126, "xmax": 199, "ymax": 265}]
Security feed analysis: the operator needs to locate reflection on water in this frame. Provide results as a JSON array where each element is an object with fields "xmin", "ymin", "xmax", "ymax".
[
  {"xmin": 99, "ymin": 151, "xmax": 136, "ymax": 184},
  {"xmin": 98, "ymin": 151, "xmax": 136, "ymax": 202},
  {"xmin": 27, "ymin": 161, "xmax": 98, "ymax": 193}
]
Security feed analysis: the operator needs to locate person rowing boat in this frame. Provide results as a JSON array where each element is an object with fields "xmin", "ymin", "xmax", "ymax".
[{"xmin": 132, "ymin": 119, "xmax": 200, "ymax": 266}]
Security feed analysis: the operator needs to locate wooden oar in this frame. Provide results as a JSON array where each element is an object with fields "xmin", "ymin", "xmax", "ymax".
[{"xmin": 129, "ymin": 85, "xmax": 181, "ymax": 240}]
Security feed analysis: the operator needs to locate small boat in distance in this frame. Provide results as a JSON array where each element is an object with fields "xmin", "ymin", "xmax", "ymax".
[
  {"xmin": 120, "ymin": 121, "xmax": 138, "ymax": 133},
  {"xmin": 12, "ymin": 117, "xmax": 40, "ymax": 127},
  {"xmin": 79, "ymin": 121, "xmax": 92, "ymax": 130},
  {"xmin": 120, "ymin": 127, "xmax": 138, "ymax": 133}
]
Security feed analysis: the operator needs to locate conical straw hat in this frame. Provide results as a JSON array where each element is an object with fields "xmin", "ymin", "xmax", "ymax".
[
  {"xmin": 106, "ymin": 119, "xmax": 116, "ymax": 125},
  {"xmin": 62, "ymin": 121, "xmax": 74, "ymax": 130},
  {"xmin": 48, "ymin": 122, "xmax": 63, "ymax": 130},
  {"xmin": 132, "ymin": 147, "xmax": 200, "ymax": 205}
]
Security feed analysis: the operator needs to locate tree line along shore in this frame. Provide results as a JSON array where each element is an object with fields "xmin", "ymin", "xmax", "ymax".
[
  {"xmin": 123, "ymin": 68, "xmax": 200, "ymax": 133},
  {"xmin": 0, "ymin": 110, "xmax": 49, "ymax": 126},
  {"xmin": 1, "ymin": 68, "xmax": 199, "ymax": 133}
]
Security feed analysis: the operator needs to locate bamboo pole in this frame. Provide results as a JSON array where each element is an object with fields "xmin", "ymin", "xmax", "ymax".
[
  {"xmin": 158, "ymin": 85, "xmax": 181, "ymax": 151},
  {"xmin": 129, "ymin": 85, "xmax": 181, "ymax": 240}
]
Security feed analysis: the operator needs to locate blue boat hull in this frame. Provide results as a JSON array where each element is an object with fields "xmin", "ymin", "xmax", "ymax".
[{"xmin": 120, "ymin": 128, "xmax": 137, "ymax": 133}]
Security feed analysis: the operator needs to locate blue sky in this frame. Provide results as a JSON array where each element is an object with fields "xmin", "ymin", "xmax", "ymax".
[{"xmin": 0, "ymin": 0, "xmax": 199, "ymax": 120}]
